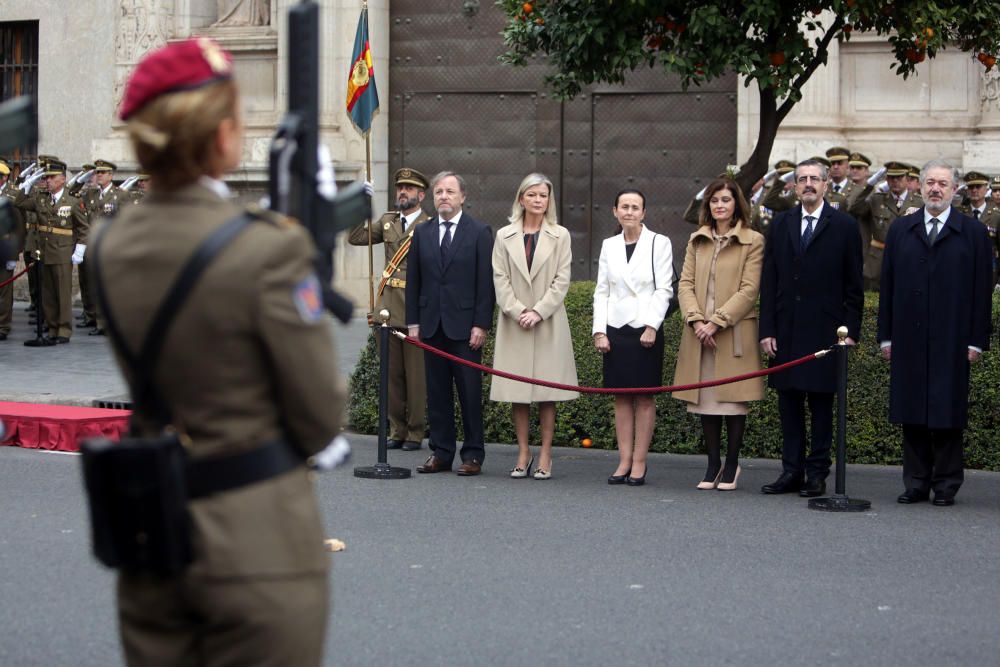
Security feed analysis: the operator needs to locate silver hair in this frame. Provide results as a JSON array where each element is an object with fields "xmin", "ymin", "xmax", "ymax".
[
  {"xmin": 508, "ymin": 173, "xmax": 558, "ymax": 227},
  {"xmin": 919, "ymin": 159, "xmax": 961, "ymax": 185},
  {"xmin": 795, "ymin": 159, "xmax": 828, "ymax": 181},
  {"xmin": 430, "ymin": 170, "xmax": 466, "ymax": 194}
]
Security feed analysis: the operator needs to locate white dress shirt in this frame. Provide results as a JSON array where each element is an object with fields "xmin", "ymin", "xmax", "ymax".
[
  {"xmin": 800, "ymin": 201, "xmax": 825, "ymax": 234},
  {"xmin": 438, "ymin": 210, "xmax": 463, "ymax": 243}
]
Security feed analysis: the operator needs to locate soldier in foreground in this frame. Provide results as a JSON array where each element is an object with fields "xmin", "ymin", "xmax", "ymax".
[
  {"xmin": 93, "ymin": 37, "xmax": 344, "ymax": 666},
  {"xmin": 348, "ymin": 167, "xmax": 429, "ymax": 450}
]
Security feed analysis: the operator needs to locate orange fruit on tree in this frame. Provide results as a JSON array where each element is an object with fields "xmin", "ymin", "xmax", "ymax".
[
  {"xmin": 769, "ymin": 52, "xmax": 786, "ymax": 66},
  {"xmin": 581, "ymin": 438, "xmax": 593, "ymax": 448},
  {"xmin": 522, "ymin": 2, "xmax": 533, "ymax": 14}
]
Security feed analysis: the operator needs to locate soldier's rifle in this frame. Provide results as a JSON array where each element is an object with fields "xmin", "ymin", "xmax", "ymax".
[
  {"xmin": 0, "ymin": 96, "xmax": 37, "ymax": 264},
  {"xmin": 268, "ymin": 0, "xmax": 370, "ymax": 324}
]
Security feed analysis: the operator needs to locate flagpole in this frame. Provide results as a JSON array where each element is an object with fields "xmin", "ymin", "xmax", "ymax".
[{"xmin": 366, "ymin": 130, "xmax": 374, "ymax": 314}]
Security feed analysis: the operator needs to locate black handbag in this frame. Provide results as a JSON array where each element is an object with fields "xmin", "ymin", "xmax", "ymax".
[{"xmin": 80, "ymin": 214, "xmax": 251, "ymax": 575}]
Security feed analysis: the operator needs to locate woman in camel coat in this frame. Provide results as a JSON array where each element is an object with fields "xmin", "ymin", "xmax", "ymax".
[
  {"xmin": 491, "ymin": 173, "xmax": 578, "ymax": 479},
  {"xmin": 673, "ymin": 178, "xmax": 765, "ymax": 491}
]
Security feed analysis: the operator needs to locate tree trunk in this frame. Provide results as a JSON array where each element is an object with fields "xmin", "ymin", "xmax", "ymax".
[{"xmin": 736, "ymin": 85, "xmax": 781, "ymax": 196}]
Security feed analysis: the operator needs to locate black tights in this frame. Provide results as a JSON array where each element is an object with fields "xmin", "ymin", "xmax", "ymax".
[{"xmin": 700, "ymin": 415, "xmax": 746, "ymax": 484}]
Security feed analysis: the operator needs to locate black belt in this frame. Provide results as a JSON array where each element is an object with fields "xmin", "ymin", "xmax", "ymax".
[{"xmin": 186, "ymin": 439, "xmax": 303, "ymax": 500}]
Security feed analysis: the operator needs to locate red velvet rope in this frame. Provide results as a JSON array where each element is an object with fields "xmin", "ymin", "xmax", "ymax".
[
  {"xmin": 393, "ymin": 330, "xmax": 830, "ymax": 395},
  {"xmin": 0, "ymin": 262, "xmax": 34, "ymax": 289}
]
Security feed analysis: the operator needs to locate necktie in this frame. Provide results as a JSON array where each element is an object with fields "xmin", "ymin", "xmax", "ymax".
[
  {"xmin": 801, "ymin": 215, "xmax": 815, "ymax": 248},
  {"xmin": 833, "ymin": 184, "xmax": 841, "ymax": 193},
  {"xmin": 928, "ymin": 218, "xmax": 940, "ymax": 245},
  {"xmin": 973, "ymin": 209, "xmax": 981, "ymax": 220},
  {"xmin": 440, "ymin": 220, "xmax": 453, "ymax": 259}
]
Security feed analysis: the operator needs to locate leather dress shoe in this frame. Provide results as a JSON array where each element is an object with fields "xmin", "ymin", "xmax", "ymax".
[
  {"xmin": 932, "ymin": 493, "xmax": 955, "ymax": 507},
  {"xmin": 416, "ymin": 456, "xmax": 452, "ymax": 473},
  {"xmin": 761, "ymin": 473, "xmax": 803, "ymax": 494},
  {"xmin": 386, "ymin": 439, "xmax": 404, "ymax": 450},
  {"xmin": 88, "ymin": 328, "xmax": 106, "ymax": 336},
  {"xmin": 401, "ymin": 440, "xmax": 422, "ymax": 451},
  {"xmin": 456, "ymin": 460, "xmax": 482, "ymax": 476},
  {"xmin": 897, "ymin": 489, "xmax": 930, "ymax": 504},
  {"xmin": 799, "ymin": 478, "xmax": 826, "ymax": 497},
  {"xmin": 53, "ymin": 336, "xmax": 70, "ymax": 344}
]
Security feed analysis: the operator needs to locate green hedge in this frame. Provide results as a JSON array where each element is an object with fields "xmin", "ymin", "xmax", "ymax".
[{"xmin": 348, "ymin": 284, "xmax": 1000, "ymax": 471}]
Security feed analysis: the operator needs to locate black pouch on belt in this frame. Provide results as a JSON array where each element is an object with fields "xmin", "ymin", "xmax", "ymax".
[
  {"xmin": 79, "ymin": 214, "xmax": 252, "ymax": 575},
  {"xmin": 80, "ymin": 433, "xmax": 191, "ymax": 574}
]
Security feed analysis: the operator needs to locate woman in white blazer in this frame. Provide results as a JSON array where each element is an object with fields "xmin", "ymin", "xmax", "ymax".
[
  {"xmin": 592, "ymin": 189, "xmax": 673, "ymax": 486},
  {"xmin": 491, "ymin": 173, "xmax": 579, "ymax": 480}
]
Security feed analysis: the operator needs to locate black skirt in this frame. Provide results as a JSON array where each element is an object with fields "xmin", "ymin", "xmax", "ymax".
[{"xmin": 602, "ymin": 324, "xmax": 665, "ymax": 389}]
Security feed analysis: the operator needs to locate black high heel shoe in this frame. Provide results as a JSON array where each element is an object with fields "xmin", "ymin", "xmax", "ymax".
[
  {"xmin": 626, "ymin": 470, "xmax": 647, "ymax": 486},
  {"xmin": 607, "ymin": 469, "xmax": 631, "ymax": 485}
]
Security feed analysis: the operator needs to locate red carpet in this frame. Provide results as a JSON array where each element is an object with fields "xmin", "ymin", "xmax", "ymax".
[{"xmin": 0, "ymin": 401, "xmax": 130, "ymax": 452}]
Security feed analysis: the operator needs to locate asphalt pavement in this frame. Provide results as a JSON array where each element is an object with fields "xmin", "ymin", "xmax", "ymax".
[{"xmin": 1, "ymin": 299, "xmax": 999, "ymax": 665}]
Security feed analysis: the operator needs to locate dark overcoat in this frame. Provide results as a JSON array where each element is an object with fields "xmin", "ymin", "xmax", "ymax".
[
  {"xmin": 876, "ymin": 209, "xmax": 993, "ymax": 428},
  {"xmin": 759, "ymin": 203, "xmax": 864, "ymax": 392}
]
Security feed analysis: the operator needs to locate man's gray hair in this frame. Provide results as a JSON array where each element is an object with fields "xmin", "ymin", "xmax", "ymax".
[
  {"xmin": 919, "ymin": 159, "xmax": 961, "ymax": 185},
  {"xmin": 430, "ymin": 170, "xmax": 466, "ymax": 194},
  {"xmin": 795, "ymin": 159, "xmax": 828, "ymax": 181}
]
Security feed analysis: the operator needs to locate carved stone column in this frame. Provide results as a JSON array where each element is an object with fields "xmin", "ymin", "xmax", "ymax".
[
  {"xmin": 963, "ymin": 68, "xmax": 1000, "ymax": 173},
  {"xmin": 114, "ymin": 1, "xmax": 176, "ymax": 115}
]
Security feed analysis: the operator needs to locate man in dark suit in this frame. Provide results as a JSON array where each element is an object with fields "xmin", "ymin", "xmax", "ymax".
[
  {"xmin": 878, "ymin": 159, "xmax": 993, "ymax": 507},
  {"xmin": 406, "ymin": 171, "xmax": 494, "ymax": 476},
  {"xmin": 759, "ymin": 159, "xmax": 864, "ymax": 497}
]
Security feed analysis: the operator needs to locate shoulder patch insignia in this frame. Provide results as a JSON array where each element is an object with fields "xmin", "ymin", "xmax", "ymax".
[
  {"xmin": 384, "ymin": 221, "xmax": 392, "ymax": 230},
  {"xmin": 293, "ymin": 274, "xmax": 324, "ymax": 323}
]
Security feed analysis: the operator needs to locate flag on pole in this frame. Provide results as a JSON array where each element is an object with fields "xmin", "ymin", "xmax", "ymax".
[{"xmin": 346, "ymin": 5, "xmax": 379, "ymax": 135}]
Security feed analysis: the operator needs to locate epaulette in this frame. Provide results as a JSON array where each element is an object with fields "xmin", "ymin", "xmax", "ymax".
[{"xmin": 244, "ymin": 203, "xmax": 298, "ymax": 228}]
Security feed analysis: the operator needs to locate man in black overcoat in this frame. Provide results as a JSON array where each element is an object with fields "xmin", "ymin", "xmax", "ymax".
[
  {"xmin": 406, "ymin": 171, "xmax": 495, "ymax": 476},
  {"xmin": 759, "ymin": 159, "xmax": 865, "ymax": 497},
  {"xmin": 877, "ymin": 159, "xmax": 993, "ymax": 506}
]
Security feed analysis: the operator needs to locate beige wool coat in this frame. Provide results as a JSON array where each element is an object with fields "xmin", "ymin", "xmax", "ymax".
[
  {"xmin": 673, "ymin": 221, "xmax": 766, "ymax": 404},
  {"xmin": 489, "ymin": 222, "xmax": 579, "ymax": 403}
]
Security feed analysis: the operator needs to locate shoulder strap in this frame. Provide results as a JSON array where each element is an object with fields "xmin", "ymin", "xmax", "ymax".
[{"xmin": 91, "ymin": 213, "xmax": 253, "ymax": 426}]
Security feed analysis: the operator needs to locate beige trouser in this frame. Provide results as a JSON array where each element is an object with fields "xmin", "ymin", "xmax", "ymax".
[
  {"xmin": 118, "ymin": 570, "xmax": 330, "ymax": 667},
  {"xmin": 42, "ymin": 262, "xmax": 73, "ymax": 339},
  {"xmin": 387, "ymin": 328, "xmax": 427, "ymax": 442}
]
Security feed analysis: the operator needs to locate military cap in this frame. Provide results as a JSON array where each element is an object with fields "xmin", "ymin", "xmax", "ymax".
[
  {"xmin": 394, "ymin": 167, "xmax": 428, "ymax": 189},
  {"xmin": 94, "ymin": 159, "xmax": 117, "ymax": 172},
  {"xmin": 906, "ymin": 164, "xmax": 921, "ymax": 179},
  {"xmin": 963, "ymin": 171, "xmax": 989, "ymax": 186},
  {"xmin": 848, "ymin": 152, "xmax": 871, "ymax": 167},
  {"xmin": 825, "ymin": 146, "xmax": 850, "ymax": 162},
  {"xmin": 884, "ymin": 161, "xmax": 909, "ymax": 177},
  {"xmin": 809, "ymin": 155, "xmax": 832, "ymax": 168},
  {"xmin": 82, "ymin": 163, "xmax": 96, "ymax": 171},
  {"xmin": 119, "ymin": 37, "xmax": 233, "ymax": 120},
  {"xmin": 43, "ymin": 159, "xmax": 67, "ymax": 176},
  {"xmin": 0, "ymin": 158, "xmax": 10, "ymax": 176},
  {"xmin": 37, "ymin": 154, "xmax": 58, "ymax": 168},
  {"xmin": 774, "ymin": 159, "xmax": 795, "ymax": 174},
  {"xmin": 137, "ymin": 173, "xmax": 151, "ymax": 180},
  {"xmin": 990, "ymin": 176, "xmax": 1000, "ymax": 191}
]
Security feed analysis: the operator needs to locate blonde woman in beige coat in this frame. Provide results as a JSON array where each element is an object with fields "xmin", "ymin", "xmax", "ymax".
[
  {"xmin": 491, "ymin": 173, "xmax": 578, "ymax": 479},
  {"xmin": 673, "ymin": 178, "xmax": 765, "ymax": 491}
]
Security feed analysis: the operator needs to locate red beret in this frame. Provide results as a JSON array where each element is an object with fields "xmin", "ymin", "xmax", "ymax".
[{"xmin": 119, "ymin": 37, "xmax": 233, "ymax": 121}]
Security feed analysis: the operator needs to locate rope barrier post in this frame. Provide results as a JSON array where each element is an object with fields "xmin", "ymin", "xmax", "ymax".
[
  {"xmin": 354, "ymin": 309, "xmax": 411, "ymax": 480},
  {"xmin": 809, "ymin": 326, "xmax": 871, "ymax": 513},
  {"xmin": 24, "ymin": 250, "xmax": 54, "ymax": 348}
]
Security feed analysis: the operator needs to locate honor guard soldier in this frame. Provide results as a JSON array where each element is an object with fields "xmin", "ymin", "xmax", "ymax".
[
  {"xmin": 348, "ymin": 167, "xmax": 430, "ymax": 450},
  {"xmin": 959, "ymin": 171, "xmax": 1000, "ymax": 286},
  {"xmin": 748, "ymin": 159, "xmax": 796, "ymax": 235},
  {"xmin": 826, "ymin": 146, "xmax": 862, "ymax": 205},
  {"xmin": 848, "ymin": 152, "xmax": 872, "ymax": 188},
  {"xmin": 97, "ymin": 37, "xmax": 345, "ymax": 666},
  {"xmin": 80, "ymin": 160, "xmax": 126, "ymax": 335},
  {"xmin": 906, "ymin": 163, "xmax": 922, "ymax": 195},
  {"xmin": 0, "ymin": 159, "xmax": 26, "ymax": 341},
  {"xmin": 849, "ymin": 161, "xmax": 923, "ymax": 291},
  {"xmin": 10, "ymin": 158, "xmax": 89, "ymax": 342},
  {"xmin": 22, "ymin": 155, "xmax": 59, "ymax": 320},
  {"xmin": 991, "ymin": 175, "xmax": 1000, "ymax": 207},
  {"xmin": 128, "ymin": 173, "xmax": 150, "ymax": 204}
]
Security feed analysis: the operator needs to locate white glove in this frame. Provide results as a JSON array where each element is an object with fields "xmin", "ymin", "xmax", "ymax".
[
  {"xmin": 867, "ymin": 166, "xmax": 887, "ymax": 186},
  {"xmin": 694, "ymin": 186, "xmax": 707, "ymax": 201},
  {"xmin": 71, "ymin": 244, "xmax": 86, "ymax": 265},
  {"xmin": 311, "ymin": 435, "xmax": 351, "ymax": 471},
  {"xmin": 317, "ymin": 144, "xmax": 337, "ymax": 201},
  {"xmin": 67, "ymin": 169, "xmax": 94, "ymax": 188},
  {"xmin": 19, "ymin": 162, "xmax": 37, "ymax": 180},
  {"xmin": 762, "ymin": 169, "xmax": 778, "ymax": 182},
  {"xmin": 20, "ymin": 170, "xmax": 44, "ymax": 193},
  {"xmin": 119, "ymin": 176, "xmax": 138, "ymax": 191},
  {"xmin": 363, "ymin": 180, "xmax": 374, "ymax": 197},
  {"xmin": 4, "ymin": 261, "xmax": 16, "ymax": 271},
  {"xmin": 780, "ymin": 171, "xmax": 796, "ymax": 184},
  {"xmin": 956, "ymin": 183, "xmax": 967, "ymax": 193},
  {"xmin": 876, "ymin": 181, "xmax": 890, "ymax": 193}
]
